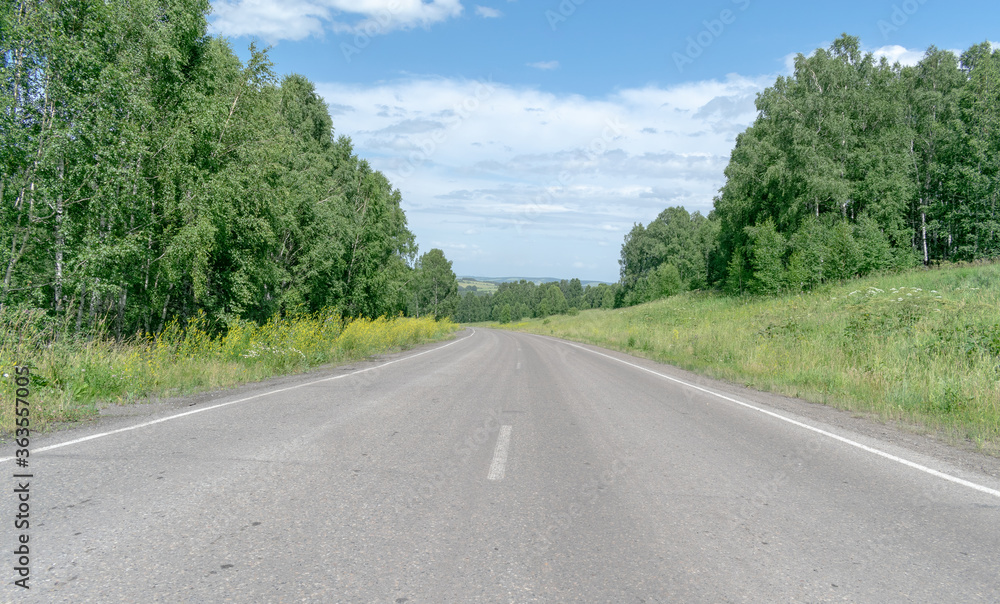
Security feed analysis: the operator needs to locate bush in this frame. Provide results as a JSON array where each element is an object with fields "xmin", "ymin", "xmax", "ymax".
[{"xmin": 0, "ymin": 310, "xmax": 457, "ymax": 434}]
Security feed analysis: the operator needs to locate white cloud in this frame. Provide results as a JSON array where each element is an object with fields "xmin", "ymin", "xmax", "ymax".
[
  {"xmin": 209, "ymin": 0, "xmax": 463, "ymax": 41},
  {"xmin": 528, "ymin": 60, "xmax": 560, "ymax": 70},
  {"xmin": 211, "ymin": 0, "xmax": 330, "ymax": 41},
  {"xmin": 781, "ymin": 48, "xmax": 817, "ymax": 75},
  {"xmin": 474, "ymin": 5, "xmax": 502, "ymax": 18},
  {"xmin": 870, "ymin": 44, "xmax": 925, "ymax": 67},
  {"xmin": 314, "ymin": 72, "xmax": 772, "ymax": 279},
  {"xmin": 312, "ymin": 45, "xmax": 933, "ymax": 279}
]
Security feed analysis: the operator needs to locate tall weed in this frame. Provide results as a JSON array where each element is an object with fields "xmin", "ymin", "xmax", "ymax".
[
  {"xmin": 506, "ymin": 263, "xmax": 1000, "ymax": 452},
  {"xmin": 0, "ymin": 310, "xmax": 456, "ymax": 434}
]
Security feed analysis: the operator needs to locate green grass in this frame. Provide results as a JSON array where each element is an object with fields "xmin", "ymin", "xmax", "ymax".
[
  {"xmin": 0, "ymin": 311, "xmax": 458, "ymax": 435},
  {"xmin": 457, "ymin": 278, "xmax": 499, "ymax": 294},
  {"xmin": 500, "ymin": 263, "xmax": 1000, "ymax": 454}
]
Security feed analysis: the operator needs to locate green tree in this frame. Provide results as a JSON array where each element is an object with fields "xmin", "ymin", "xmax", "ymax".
[
  {"xmin": 950, "ymin": 43, "xmax": 1000, "ymax": 260},
  {"xmin": 648, "ymin": 263, "xmax": 682, "ymax": 299},
  {"xmin": 499, "ymin": 303, "xmax": 512, "ymax": 324},
  {"xmin": 854, "ymin": 213, "xmax": 894, "ymax": 275},
  {"xmin": 745, "ymin": 218, "xmax": 786, "ymax": 295},
  {"xmin": 0, "ymin": 1, "xmax": 423, "ymax": 336},
  {"xmin": 827, "ymin": 220, "xmax": 861, "ymax": 281},
  {"xmin": 600, "ymin": 284, "xmax": 616, "ymax": 309},
  {"xmin": 546, "ymin": 284, "xmax": 569, "ymax": 314},
  {"xmin": 456, "ymin": 291, "xmax": 487, "ymax": 322},
  {"xmin": 786, "ymin": 217, "xmax": 829, "ymax": 290},
  {"xmin": 904, "ymin": 47, "xmax": 964, "ymax": 264},
  {"xmin": 412, "ymin": 248, "xmax": 459, "ymax": 319},
  {"xmin": 618, "ymin": 207, "xmax": 716, "ymax": 304},
  {"xmin": 625, "ymin": 36, "xmax": 998, "ymax": 298},
  {"xmin": 561, "ymin": 278, "xmax": 584, "ymax": 309}
]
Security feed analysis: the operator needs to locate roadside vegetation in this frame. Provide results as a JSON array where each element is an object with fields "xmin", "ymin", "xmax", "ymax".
[
  {"xmin": 1, "ymin": 1, "xmax": 465, "ymax": 436},
  {"xmin": 614, "ymin": 36, "xmax": 999, "ymax": 306},
  {"xmin": 455, "ymin": 278, "xmax": 616, "ymax": 323},
  {"xmin": 0, "ymin": 311, "xmax": 456, "ymax": 435},
  {"xmin": 1, "ymin": 1, "xmax": 460, "ymax": 340},
  {"xmin": 460, "ymin": 36, "xmax": 1000, "ymax": 325},
  {"xmin": 489, "ymin": 36, "xmax": 1000, "ymax": 452},
  {"xmin": 504, "ymin": 263, "xmax": 1000, "ymax": 453}
]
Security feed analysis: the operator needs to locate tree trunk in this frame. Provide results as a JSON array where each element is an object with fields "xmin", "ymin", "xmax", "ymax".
[
  {"xmin": 88, "ymin": 278, "xmax": 101, "ymax": 336},
  {"xmin": 3, "ymin": 185, "xmax": 35, "ymax": 302},
  {"xmin": 921, "ymin": 210, "xmax": 928, "ymax": 265},
  {"xmin": 55, "ymin": 156, "xmax": 65, "ymax": 312},
  {"xmin": 75, "ymin": 280, "xmax": 87, "ymax": 333},
  {"xmin": 158, "ymin": 291, "xmax": 171, "ymax": 333},
  {"xmin": 117, "ymin": 289, "xmax": 126, "ymax": 340}
]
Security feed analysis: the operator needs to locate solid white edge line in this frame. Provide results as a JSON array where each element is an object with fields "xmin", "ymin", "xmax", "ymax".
[
  {"xmin": 0, "ymin": 328, "xmax": 476, "ymax": 463},
  {"xmin": 553, "ymin": 337, "xmax": 1000, "ymax": 500},
  {"xmin": 488, "ymin": 425, "xmax": 513, "ymax": 481}
]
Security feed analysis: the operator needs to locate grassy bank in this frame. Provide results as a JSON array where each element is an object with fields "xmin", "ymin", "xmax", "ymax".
[
  {"xmin": 503, "ymin": 263, "xmax": 1000, "ymax": 453},
  {"xmin": 1, "ymin": 311, "xmax": 457, "ymax": 434}
]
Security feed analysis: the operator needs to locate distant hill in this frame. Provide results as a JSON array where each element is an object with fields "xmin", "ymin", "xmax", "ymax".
[
  {"xmin": 457, "ymin": 276, "xmax": 611, "ymax": 295},
  {"xmin": 456, "ymin": 278, "xmax": 499, "ymax": 295}
]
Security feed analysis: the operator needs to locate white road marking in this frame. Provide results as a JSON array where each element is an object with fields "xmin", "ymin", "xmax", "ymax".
[
  {"xmin": 0, "ymin": 329, "xmax": 477, "ymax": 463},
  {"xmin": 557, "ymin": 338, "xmax": 1000, "ymax": 500},
  {"xmin": 488, "ymin": 425, "xmax": 513, "ymax": 481}
]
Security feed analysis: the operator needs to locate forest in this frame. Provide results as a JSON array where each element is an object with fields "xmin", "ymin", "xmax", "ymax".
[
  {"xmin": 453, "ymin": 278, "xmax": 616, "ymax": 323},
  {"xmin": 1, "ymin": 0, "xmax": 458, "ymax": 338},
  {"xmin": 5, "ymin": 14, "xmax": 997, "ymax": 335},
  {"xmin": 617, "ymin": 35, "xmax": 1000, "ymax": 302},
  {"xmin": 459, "ymin": 35, "xmax": 999, "ymax": 321}
]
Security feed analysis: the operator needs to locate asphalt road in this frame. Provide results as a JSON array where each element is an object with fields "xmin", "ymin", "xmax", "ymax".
[{"xmin": 3, "ymin": 327, "xmax": 1000, "ymax": 602}]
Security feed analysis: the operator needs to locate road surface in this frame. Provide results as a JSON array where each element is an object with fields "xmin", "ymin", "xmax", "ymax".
[{"xmin": 2, "ymin": 328, "xmax": 999, "ymax": 602}]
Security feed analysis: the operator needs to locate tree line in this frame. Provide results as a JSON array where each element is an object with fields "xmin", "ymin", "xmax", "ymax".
[
  {"xmin": 454, "ymin": 279, "xmax": 616, "ymax": 323},
  {"xmin": 617, "ymin": 35, "xmax": 1000, "ymax": 302},
  {"xmin": 1, "ymin": 0, "xmax": 456, "ymax": 336}
]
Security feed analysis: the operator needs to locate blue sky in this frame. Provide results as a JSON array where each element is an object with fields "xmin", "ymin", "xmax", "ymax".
[{"xmin": 210, "ymin": 0, "xmax": 999, "ymax": 282}]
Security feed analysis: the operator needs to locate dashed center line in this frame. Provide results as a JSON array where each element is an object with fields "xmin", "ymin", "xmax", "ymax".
[{"xmin": 488, "ymin": 425, "xmax": 513, "ymax": 481}]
